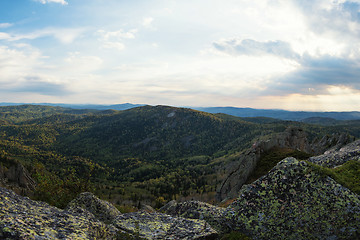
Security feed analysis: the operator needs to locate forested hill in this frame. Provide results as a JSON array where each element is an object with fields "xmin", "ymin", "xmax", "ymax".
[
  {"xmin": 0, "ymin": 104, "xmax": 360, "ymax": 209},
  {"xmin": 55, "ymin": 105, "xmax": 261, "ymax": 164}
]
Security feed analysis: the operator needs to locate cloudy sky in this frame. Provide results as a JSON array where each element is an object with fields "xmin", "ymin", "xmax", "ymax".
[{"xmin": 1, "ymin": 0, "xmax": 360, "ymax": 111}]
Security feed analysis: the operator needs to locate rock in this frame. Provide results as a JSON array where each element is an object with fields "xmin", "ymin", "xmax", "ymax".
[
  {"xmin": 0, "ymin": 187, "xmax": 117, "ymax": 239},
  {"xmin": 308, "ymin": 139, "xmax": 360, "ymax": 168},
  {"xmin": 216, "ymin": 128, "xmax": 354, "ymax": 201},
  {"xmin": 225, "ymin": 157, "xmax": 360, "ymax": 239},
  {"xmin": 310, "ymin": 132, "xmax": 355, "ymax": 155},
  {"xmin": 141, "ymin": 204, "xmax": 156, "ymax": 213},
  {"xmin": 161, "ymin": 200, "xmax": 229, "ymax": 234},
  {"xmin": 113, "ymin": 211, "xmax": 218, "ymax": 240},
  {"xmin": 0, "ymin": 188, "xmax": 219, "ymax": 239},
  {"xmin": 159, "ymin": 200, "xmax": 177, "ymax": 212},
  {"xmin": 66, "ymin": 192, "xmax": 121, "ymax": 223},
  {"xmin": 0, "ymin": 161, "xmax": 36, "ymax": 191},
  {"xmin": 216, "ymin": 148, "xmax": 259, "ymax": 201}
]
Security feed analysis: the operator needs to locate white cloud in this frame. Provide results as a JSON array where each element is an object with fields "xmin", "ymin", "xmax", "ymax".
[
  {"xmin": 142, "ymin": 17, "xmax": 154, "ymax": 29},
  {"xmin": 65, "ymin": 52, "xmax": 103, "ymax": 73},
  {"xmin": 0, "ymin": 32, "xmax": 11, "ymax": 40},
  {"xmin": 0, "ymin": 45, "xmax": 69, "ymax": 96},
  {"xmin": 35, "ymin": 0, "xmax": 68, "ymax": 5},
  {"xmin": 0, "ymin": 23, "xmax": 13, "ymax": 28},
  {"xmin": 0, "ymin": 28, "xmax": 84, "ymax": 44},
  {"xmin": 213, "ymin": 38, "xmax": 300, "ymax": 59},
  {"xmin": 97, "ymin": 29, "xmax": 137, "ymax": 51}
]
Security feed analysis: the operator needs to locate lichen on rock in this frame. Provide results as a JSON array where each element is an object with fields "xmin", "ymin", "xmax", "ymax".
[
  {"xmin": 161, "ymin": 200, "xmax": 229, "ymax": 234},
  {"xmin": 66, "ymin": 192, "xmax": 121, "ymax": 223},
  {"xmin": 113, "ymin": 210, "xmax": 218, "ymax": 240},
  {"xmin": 0, "ymin": 187, "xmax": 116, "ymax": 239},
  {"xmin": 308, "ymin": 139, "xmax": 360, "ymax": 168},
  {"xmin": 225, "ymin": 157, "xmax": 360, "ymax": 239}
]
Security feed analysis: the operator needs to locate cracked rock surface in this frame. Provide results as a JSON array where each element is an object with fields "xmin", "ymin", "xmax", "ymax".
[{"xmin": 308, "ymin": 139, "xmax": 360, "ymax": 167}]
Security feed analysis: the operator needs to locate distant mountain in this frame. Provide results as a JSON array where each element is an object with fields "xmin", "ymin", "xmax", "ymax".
[
  {"xmin": 195, "ymin": 107, "xmax": 360, "ymax": 121},
  {"xmin": 0, "ymin": 102, "xmax": 144, "ymax": 111},
  {"xmin": 1, "ymin": 103, "xmax": 360, "ymax": 121}
]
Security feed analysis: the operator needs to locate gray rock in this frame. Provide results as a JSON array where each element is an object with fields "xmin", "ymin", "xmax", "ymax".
[
  {"xmin": 113, "ymin": 211, "xmax": 218, "ymax": 240},
  {"xmin": 216, "ymin": 128, "xmax": 354, "ymax": 201},
  {"xmin": 162, "ymin": 200, "xmax": 229, "ymax": 234},
  {"xmin": 225, "ymin": 157, "xmax": 360, "ymax": 239},
  {"xmin": 308, "ymin": 139, "xmax": 360, "ymax": 167},
  {"xmin": 0, "ymin": 187, "xmax": 117, "ymax": 239},
  {"xmin": 67, "ymin": 192, "xmax": 121, "ymax": 223},
  {"xmin": 0, "ymin": 161, "xmax": 36, "ymax": 191}
]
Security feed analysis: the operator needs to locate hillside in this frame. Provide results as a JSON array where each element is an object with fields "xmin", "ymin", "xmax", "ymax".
[
  {"xmin": 196, "ymin": 106, "xmax": 360, "ymax": 121},
  {"xmin": 1, "ymin": 140, "xmax": 359, "ymax": 239},
  {"xmin": 0, "ymin": 104, "xmax": 359, "ymax": 209}
]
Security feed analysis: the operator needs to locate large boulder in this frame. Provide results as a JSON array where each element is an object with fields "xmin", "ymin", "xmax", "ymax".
[
  {"xmin": 0, "ymin": 187, "xmax": 117, "ymax": 239},
  {"xmin": 225, "ymin": 157, "xmax": 360, "ymax": 239},
  {"xmin": 67, "ymin": 192, "xmax": 121, "ymax": 223}
]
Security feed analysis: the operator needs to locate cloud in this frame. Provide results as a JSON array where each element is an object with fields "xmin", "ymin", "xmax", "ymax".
[
  {"xmin": 35, "ymin": 0, "xmax": 68, "ymax": 5},
  {"xmin": 0, "ymin": 28, "xmax": 84, "ymax": 44},
  {"xmin": 97, "ymin": 29, "xmax": 137, "ymax": 51},
  {"xmin": 292, "ymin": 0, "xmax": 360, "ymax": 38},
  {"xmin": 142, "ymin": 17, "xmax": 155, "ymax": 29},
  {"xmin": 65, "ymin": 52, "xmax": 103, "ymax": 73},
  {"xmin": 2, "ymin": 76, "xmax": 70, "ymax": 96},
  {"xmin": 0, "ymin": 45, "xmax": 70, "ymax": 96},
  {"xmin": 0, "ymin": 32, "xmax": 11, "ymax": 40},
  {"xmin": 213, "ymin": 38, "xmax": 300, "ymax": 60},
  {"xmin": 0, "ymin": 23, "xmax": 13, "ymax": 28},
  {"xmin": 272, "ymin": 54, "xmax": 360, "ymax": 95}
]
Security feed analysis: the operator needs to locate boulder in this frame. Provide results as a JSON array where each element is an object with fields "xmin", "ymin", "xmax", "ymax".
[
  {"xmin": 113, "ymin": 211, "xmax": 218, "ymax": 240},
  {"xmin": 0, "ymin": 187, "xmax": 117, "ymax": 239},
  {"xmin": 0, "ymin": 188, "xmax": 219, "ymax": 240},
  {"xmin": 225, "ymin": 157, "xmax": 360, "ymax": 239},
  {"xmin": 67, "ymin": 192, "xmax": 121, "ymax": 223},
  {"xmin": 161, "ymin": 200, "xmax": 229, "ymax": 234}
]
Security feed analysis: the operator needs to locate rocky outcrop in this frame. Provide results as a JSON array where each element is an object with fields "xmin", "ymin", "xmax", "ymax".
[
  {"xmin": 113, "ymin": 211, "xmax": 218, "ymax": 239},
  {"xmin": 164, "ymin": 156, "xmax": 360, "ymax": 239},
  {"xmin": 0, "ymin": 188, "xmax": 219, "ymax": 239},
  {"xmin": 161, "ymin": 200, "xmax": 229, "ymax": 234},
  {"xmin": 216, "ymin": 127, "xmax": 354, "ymax": 201},
  {"xmin": 67, "ymin": 192, "xmax": 121, "ymax": 223},
  {"xmin": 0, "ymin": 161, "xmax": 36, "ymax": 191},
  {"xmin": 308, "ymin": 139, "xmax": 360, "ymax": 167},
  {"xmin": 225, "ymin": 157, "xmax": 360, "ymax": 239},
  {"xmin": 0, "ymin": 187, "xmax": 116, "ymax": 239},
  {"xmin": 1, "ymin": 139, "xmax": 359, "ymax": 240}
]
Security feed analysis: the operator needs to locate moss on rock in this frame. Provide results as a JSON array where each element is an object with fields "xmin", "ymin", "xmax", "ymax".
[{"xmin": 225, "ymin": 157, "xmax": 360, "ymax": 239}]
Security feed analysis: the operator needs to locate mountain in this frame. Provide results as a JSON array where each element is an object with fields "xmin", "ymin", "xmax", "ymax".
[
  {"xmin": 196, "ymin": 106, "xmax": 360, "ymax": 121},
  {"xmin": 0, "ymin": 104, "xmax": 359, "ymax": 210},
  {"xmin": 0, "ymin": 102, "xmax": 143, "ymax": 111},
  {"xmin": 2, "ymin": 102, "xmax": 360, "ymax": 122}
]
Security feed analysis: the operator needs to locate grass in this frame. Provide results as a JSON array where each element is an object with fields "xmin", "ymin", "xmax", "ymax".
[{"xmin": 307, "ymin": 160, "xmax": 360, "ymax": 194}]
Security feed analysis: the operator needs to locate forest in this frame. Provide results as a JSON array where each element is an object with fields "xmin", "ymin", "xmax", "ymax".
[{"xmin": 0, "ymin": 104, "xmax": 359, "ymax": 210}]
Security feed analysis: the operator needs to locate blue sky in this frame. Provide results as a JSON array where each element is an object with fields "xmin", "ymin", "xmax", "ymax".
[{"xmin": 1, "ymin": 0, "xmax": 360, "ymax": 111}]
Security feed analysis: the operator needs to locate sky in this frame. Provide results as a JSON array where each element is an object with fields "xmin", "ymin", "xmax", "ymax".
[{"xmin": 1, "ymin": 0, "xmax": 360, "ymax": 111}]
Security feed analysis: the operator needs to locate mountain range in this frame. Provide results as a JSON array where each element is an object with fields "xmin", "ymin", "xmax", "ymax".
[
  {"xmin": 0, "ymin": 104, "xmax": 359, "ymax": 239},
  {"xmin": 1, "ymin": 102, "xmax": 360, "ymax": 121}
]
